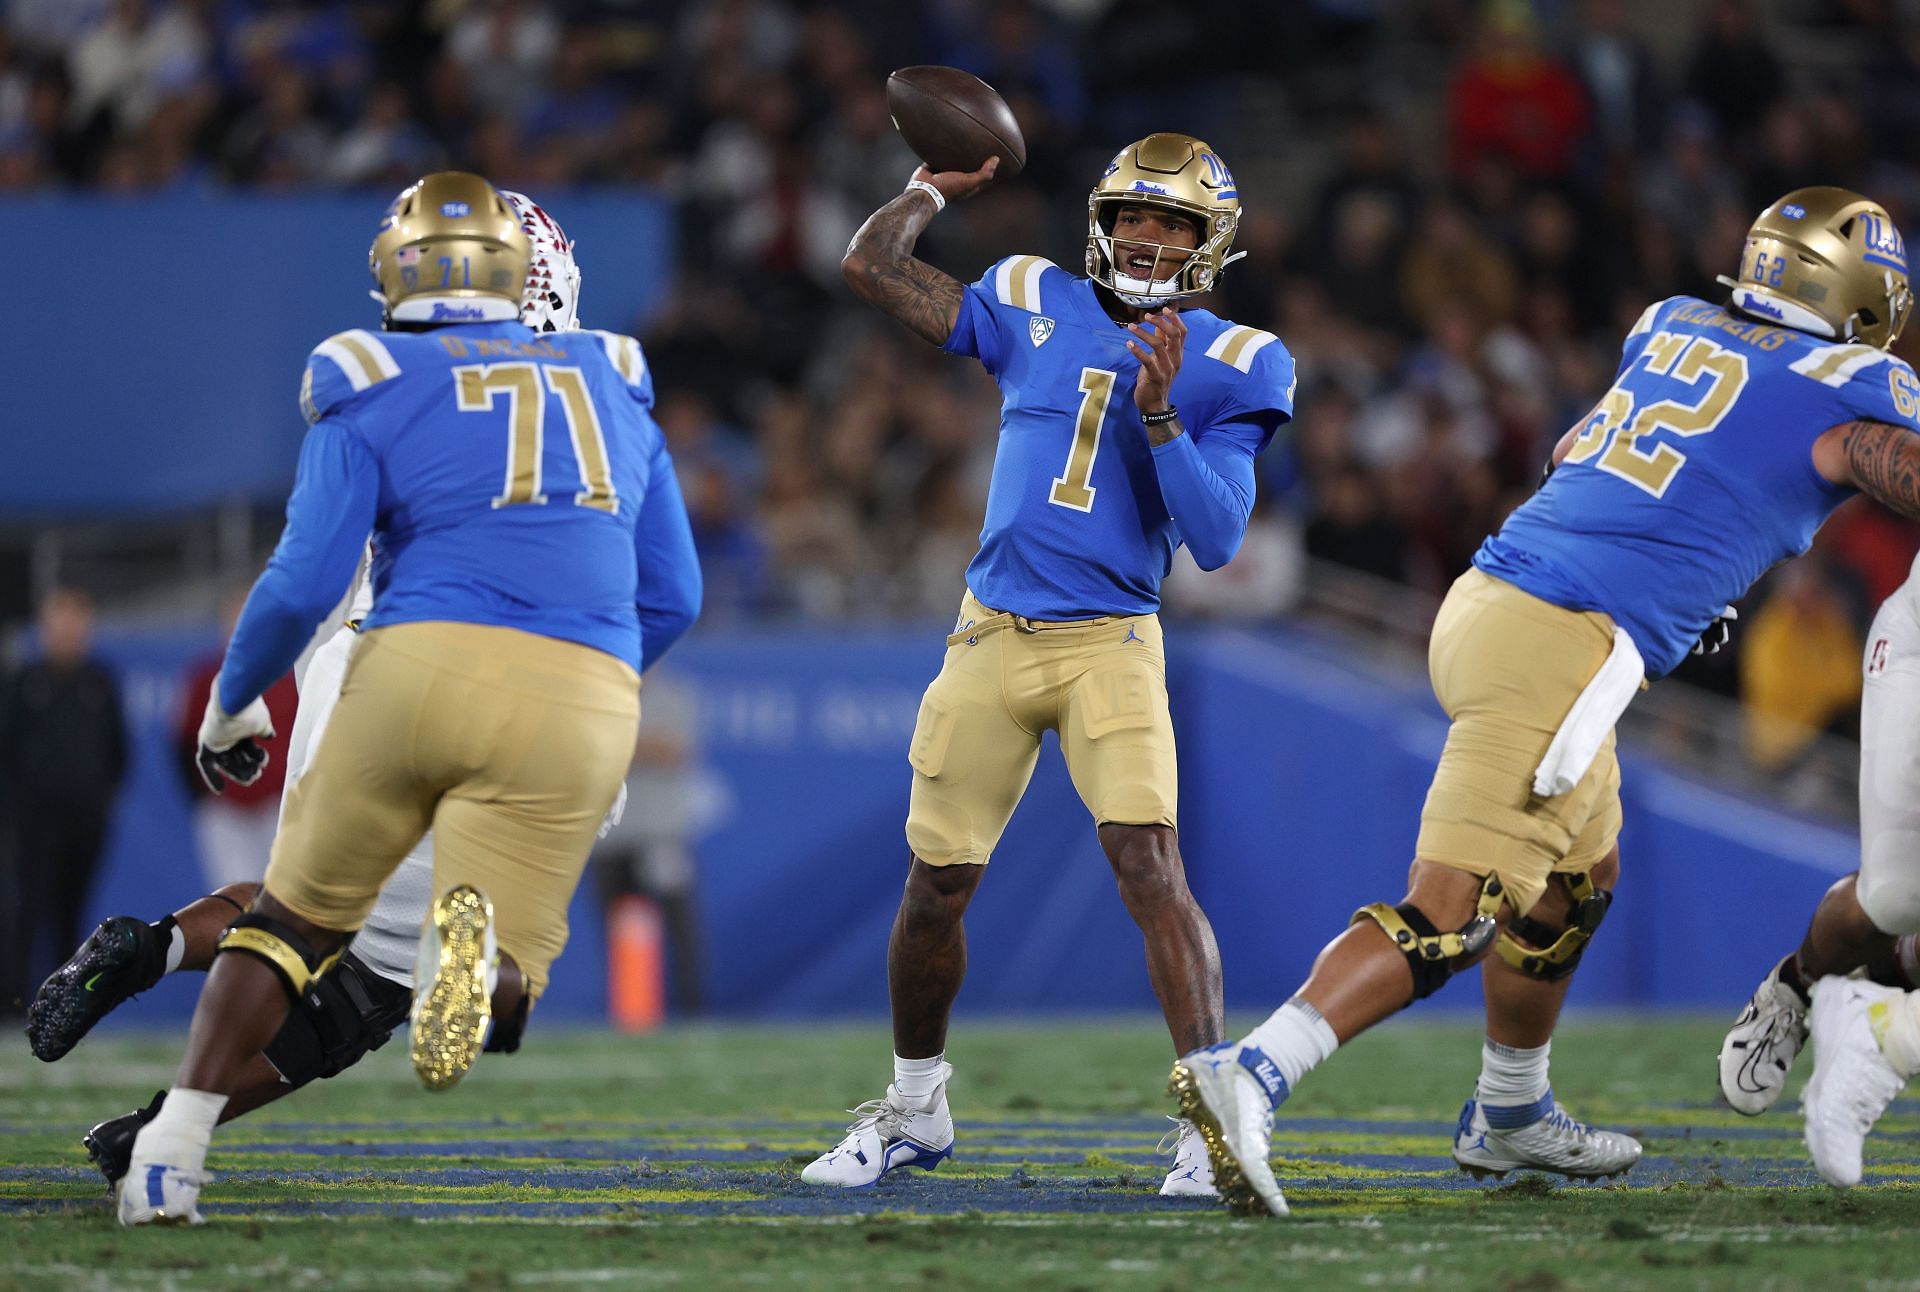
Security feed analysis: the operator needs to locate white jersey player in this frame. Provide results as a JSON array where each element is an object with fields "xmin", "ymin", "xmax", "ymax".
[{"xmin": 1720, "ymin": 549, "xmax": 1920, "ymax": 1184}]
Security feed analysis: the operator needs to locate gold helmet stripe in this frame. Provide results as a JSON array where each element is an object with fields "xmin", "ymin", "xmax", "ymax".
[
  {"xmin": 1787, "ymin": 341, "xmax": 1885, "ymax": 388},
  {"xmin": 1204, "ymin": 325, "xmax": 1278, "ymax": 374},
  {"xmin": 317, "ymin": 329, "xmax": 401, "ymax": 392},
  {"xmin": 994, "ymin": 255, "xmax": 1050, "ymax": 312}
]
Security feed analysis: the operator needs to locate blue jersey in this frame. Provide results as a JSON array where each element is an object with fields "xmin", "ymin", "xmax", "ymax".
[
  {"xmin": 943, "ymin": 255, "xmax": 1295, "ymax": 618},
  {"xmin": 220, "ymin": 321, "xmax": 701, "ymax": 712},
  {"xmin": 1476, "ymin": 295, "xmax": 1920, "ymax": 676}
]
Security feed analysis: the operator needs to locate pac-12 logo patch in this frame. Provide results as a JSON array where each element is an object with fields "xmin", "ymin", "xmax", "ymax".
[
  {"xmin": 1870, "ymin": 637, "xmax": 1891, "ymax": 676},
  {"xmin": 1029, "ymin": 316, "xmax": 1056, "ymax": 347}
]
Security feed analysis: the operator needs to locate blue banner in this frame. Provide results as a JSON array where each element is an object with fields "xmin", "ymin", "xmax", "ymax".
[{"xmin": 0, "ymin": 191, "xmax": 674, "ymax": 516}]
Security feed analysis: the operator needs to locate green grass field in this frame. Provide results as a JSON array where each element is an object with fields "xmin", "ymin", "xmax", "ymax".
[{"xmin": 6, "ymin": 1016, "xmax": 1920, "ymax": 1290}]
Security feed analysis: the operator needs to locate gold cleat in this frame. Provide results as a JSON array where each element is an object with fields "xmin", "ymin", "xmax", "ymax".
[
  {"xmin": 1169, "ymin": 1061, "xmax": 1269, "ymax": 1218},
  {"xmin": 410, "ymin": 885, "xmax": 495, "ymax": 1092}
]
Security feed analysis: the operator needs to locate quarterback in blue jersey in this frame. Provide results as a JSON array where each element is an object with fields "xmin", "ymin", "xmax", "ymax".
[
  {"xmin": 801, "ymin": 134, "xmax": 1295, "ymax": 1198},
  {"xmin": 1177, "ymin": 186, "xmax": 1920, "ymax": 1216},
  {"xmin": 119, "ymin": 173, "xmax": 701, "ymax": 1226}
]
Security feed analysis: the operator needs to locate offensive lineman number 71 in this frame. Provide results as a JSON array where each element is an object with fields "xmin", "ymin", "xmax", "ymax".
[{"xmin": 453, "ymin": 362, "xmax": 620, "ymax": 513}]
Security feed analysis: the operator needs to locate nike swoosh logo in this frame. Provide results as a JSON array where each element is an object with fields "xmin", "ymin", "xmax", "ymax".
[{"xmin": 84, "ymin": 972, "xmax": 104, "ymax": 992}]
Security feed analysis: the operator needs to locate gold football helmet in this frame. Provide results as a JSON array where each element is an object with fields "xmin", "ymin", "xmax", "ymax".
[
  {"xmin": 1720, "ymin": 186, "xmax": 1913, "ymax": 349},
  {"xmin": 370, "ymin": 172, "xmax": 531, "ymax": 326},
  {"xmin": 1086, "ymin": 133, "xmax": 1243, "ymax": 307}
]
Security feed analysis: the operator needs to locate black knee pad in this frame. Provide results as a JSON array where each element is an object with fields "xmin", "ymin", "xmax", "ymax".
[
  {"xmin": 263, "ymin": 951, "xmax": 413, "ymax": 1086},
  {"xmin": 215, "ymin": 913, "xmax": 345, "ymax": 1002}
]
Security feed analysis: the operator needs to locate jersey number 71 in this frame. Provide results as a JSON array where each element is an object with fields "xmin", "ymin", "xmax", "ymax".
[{"xmin": 453, "ymin": 362, "xmax": 619, "ymax": 513}]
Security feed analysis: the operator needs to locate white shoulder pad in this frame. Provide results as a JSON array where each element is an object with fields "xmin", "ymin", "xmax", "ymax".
[
  {"xmin": 993, "ymin": 255, "xmax": 1055, "ymax": 313},
  {"xmin": 1202, "ymin": 324, "xmax": 1280, "ymax": 375},
  {"xmin": 590, "ymin": 329, "xmax": 649, "ymax": 388}
]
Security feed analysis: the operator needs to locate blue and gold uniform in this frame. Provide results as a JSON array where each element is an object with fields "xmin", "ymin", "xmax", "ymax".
[
  {"xmin": 1477, "ymin": 295, "xmax": 1920, "ymax": 677},
  {"xmin": 1421, "ymin": 290, "xmax": 1920, "ymax": 914},
  {"xmin": 908, "ymin": 253, "xmax": 1293, "ymax": 865},
  {"xmin": 222, "ymin": 318, "xmax": 700, "ymax": 997}
]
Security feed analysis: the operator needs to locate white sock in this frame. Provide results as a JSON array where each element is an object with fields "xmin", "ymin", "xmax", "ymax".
[
  {"xmin": 134, "ymin": 1087, "xmax": 228, "ymax": 1175},
  {"xmin": 892, "ymin": 1053, "xmax": 947, "ymax": 1104},
  {"xmin": 1477, "ymin": 1038, "xmax": 1552, "ymax": 1111},
  {"xmin": 162, "ymin": 924, "xmax": 186, "ymax": 976},
  {"xmin": 1243, "ymin": 997, "xmax": 1339, "ymax": 1091},
  {"xmin": 1869, "ymin": 990, "xmax": 1920, "ymax": 1078}
]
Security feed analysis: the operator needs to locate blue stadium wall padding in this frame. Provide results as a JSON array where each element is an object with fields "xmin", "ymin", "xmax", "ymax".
[
  {"xmin": 0, "ymin": 191, "xmax": 674, "ymax": 517},
  {"xmin": 67, "ymin": 618, "xmax": 1854, "ymax": 1026}
]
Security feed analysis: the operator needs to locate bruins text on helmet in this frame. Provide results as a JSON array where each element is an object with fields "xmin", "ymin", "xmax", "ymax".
[
  {"xmin": 1086, "ymin": 133, "xmax": 1245, "ymax": 308},
  {"xmin": 369, "ymin": 172, "xmax": 532, "ymax": 327},
  {"xmin": 1720, "ymin": 186, "xmax": 1913, "ymax": 350}
]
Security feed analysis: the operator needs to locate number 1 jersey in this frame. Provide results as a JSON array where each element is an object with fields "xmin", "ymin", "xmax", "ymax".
[
  {"xmin": 943, "ymin": 255, "xmax": 1296, "ymax": 619},
  {"xmin": 1476, "ymin": 295, "xmax": 1920, "ymax": 677}
]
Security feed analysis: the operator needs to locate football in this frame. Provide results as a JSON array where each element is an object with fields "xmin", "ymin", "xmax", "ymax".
[{"xmin": 885, "ymin": 65, "xmax": 1027, "ymax": 180}]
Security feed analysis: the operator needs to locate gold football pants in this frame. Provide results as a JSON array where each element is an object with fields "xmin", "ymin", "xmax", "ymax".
[
  {"xmin": 264, "ymin": 620, "xmax": 640, "ymax": 998},
  {"xmin": 1417, "ymin": 569, "xmax": 1624, "ymax": 914},
  {"xmin": 905, "ymin": 591, "xmax": 1178, "ymax": 866}
]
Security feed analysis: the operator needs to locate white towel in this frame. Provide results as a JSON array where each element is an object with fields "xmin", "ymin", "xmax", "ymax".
[{"xmin": 1532, "ymin": 627, "xmax": 1645, "ymax": 798}]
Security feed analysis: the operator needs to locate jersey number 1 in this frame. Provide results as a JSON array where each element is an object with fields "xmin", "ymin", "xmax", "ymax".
[
  {"xmin": 1050, "ymin": 368, "xmax": 1118, "ymax": 512},
  {"xmin": 453, "ymin": 362, "xmax": 618, "ymax": 512}
]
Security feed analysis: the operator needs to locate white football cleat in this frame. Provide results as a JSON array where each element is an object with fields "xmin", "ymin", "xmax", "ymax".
[
  {"xmin": 1157, "ymin": 1117, "xmax": 1217, "ymax": 1198},
  {"xmin": 410, "ymin": 885, "xmax": 498, "ymax": 1092},
  {"xmin": 116, "ymin": 1162, "xmax": 209, "ymax": 1226},
  {"xmin": 1804, "ymin": 976, "xmax": 1912, "ymax": 1188},
  {"xmin": 1168, "ymin": 1042, "xmax": 1289, "ymax": 1217},
  {"xmin": 1452, "ymin": 1091, "xmax": 1642, "ymax": 1181},
  {"xmin": 1719, "ymin": 956, "xmax": 1809, "ymax": 1115},
  {"xmin": 801, "ymin": 1067, "xmax": 954, "ymax": 1187}
]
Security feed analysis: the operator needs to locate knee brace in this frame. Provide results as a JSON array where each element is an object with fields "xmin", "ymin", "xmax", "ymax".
[
  {"xmin": 1495, "ymin": 872, "xmax": 1613, "ymax": 980},
  {"xmin": 215, "ymin": 913, "xmax": 346, "ymax": 1002},
  {"xmin": 263, "ymin": 951, "xmax": 413, "ymax": 1084},
  {"xmin": 1353, "ymin": 875, "xmax": 1506, "ymax": 1000}
]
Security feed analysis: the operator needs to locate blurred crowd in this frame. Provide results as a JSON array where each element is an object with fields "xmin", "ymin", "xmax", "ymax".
[{"xmin": 8, "ymin": 0, "xmax": 1920, "ymax": 771}]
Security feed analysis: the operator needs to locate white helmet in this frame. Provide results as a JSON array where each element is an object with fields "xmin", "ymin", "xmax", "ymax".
[{"xmin": 501, "ymin": 190, "xmax": 582, "ymax": 331}]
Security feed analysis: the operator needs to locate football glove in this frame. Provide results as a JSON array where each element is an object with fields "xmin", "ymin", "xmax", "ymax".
[
  {"xmin": 196, "ymin": 674, "xmax": 275, "ymax": 794},
  {"xmin": 1692, "ymin": 605, "xmax": 1739, "ymax": 656}
]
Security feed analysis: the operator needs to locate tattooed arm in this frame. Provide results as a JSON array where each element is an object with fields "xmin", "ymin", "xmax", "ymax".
[
  {"xmin": 1813, "ymin": 419, "xmax": 1920, "ymax": 518},
  {"xmin": 841, "ymin": 160, "xmax": 999, "ymax": 346}
]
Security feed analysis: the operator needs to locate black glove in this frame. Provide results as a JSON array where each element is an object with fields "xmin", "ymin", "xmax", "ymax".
[
  {"xmin": 196, "ymin": 738, "xmax": 270, "ymax": 795},
  {"xmin": 1691, "ymin": 604, "xmax": 1739, "ymax": 656}
]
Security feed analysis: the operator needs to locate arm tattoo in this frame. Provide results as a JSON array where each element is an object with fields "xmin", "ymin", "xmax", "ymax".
[
  {"xmin": 842, "ymin": 192, "xmax": 965, "ymax": 346},
  {"xmin": 1843, "ymin": 419, "xmax": 1920, "ymax": 520},
  {"xmin": 1146, "ymin": 415, "xmax": 1186, "ymax": 448}
]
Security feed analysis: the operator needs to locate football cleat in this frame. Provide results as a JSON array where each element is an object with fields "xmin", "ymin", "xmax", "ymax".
[
  {"xmin": 1804, "ymin": 976, "xmax": 1912, "ymax": 1188},
  {"xmin": 85, "ymin": 1091, "xmax": 167, "ymax": 1187},
  {"xmin": 1168, "ymin": 1042, "xmax": 1289, "ymax": 1217},
  {"xmin": 1453, "ymin": 1091, "xmax": 1642, "ymax": 1181},
  {"xmin": 1157, "ymin": 1116, "xmax": 1217, "ymax": 1198},
  {"xmin": 116, "ymin": 1161, "xmax": 209, "ymax": 1226},
  {"xmin": 801, "ymin": 1069, "xmax": 955, "ymax": 1188},
  {"xmin": 409, "ymin": 885, "xmax": 497, "ymax": 1092},
  {"xmin": 27, "ymin": 916, "xmax": 168, "ymax": 1062},
  {"xmin": 1719, "ymin": 956, "xmax": 1809, "ymax": 1115}
]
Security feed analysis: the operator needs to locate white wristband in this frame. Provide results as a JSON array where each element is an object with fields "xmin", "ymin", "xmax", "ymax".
[{"xmin": 905, "ymin": 178, "xmax": 946, "ymax": 213}]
